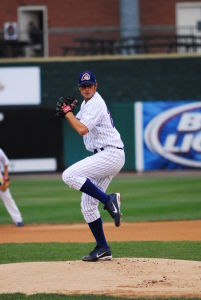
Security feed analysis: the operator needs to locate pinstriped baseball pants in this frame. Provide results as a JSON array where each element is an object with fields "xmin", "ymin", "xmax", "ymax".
[
  {"xmin": 62, "ymin": 147, "xmax": 125, "ymax": 223},
  {"xmin": 0, "ymin": 189, "xmax": 23, "ymax": 224}
]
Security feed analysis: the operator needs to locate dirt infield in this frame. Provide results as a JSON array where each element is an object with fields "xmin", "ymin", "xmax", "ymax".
[
  {"xmin": 0, "ymin": 220, "xmax": 201, "ymax": 243},
  {"xmin": 0, "ymin": 220, "xmax": 201, "ymax": 298}
]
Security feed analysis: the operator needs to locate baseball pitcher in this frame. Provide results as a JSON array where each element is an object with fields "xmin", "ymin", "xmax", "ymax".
[{"xmin": 55, "ymin": 71, "xmax": 125, "ymax": 262}]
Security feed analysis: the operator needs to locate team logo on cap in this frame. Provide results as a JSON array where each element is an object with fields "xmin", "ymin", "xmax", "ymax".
[{"xmin": 81, "ymin": 73, "xmax": 90, "ymax": 81}]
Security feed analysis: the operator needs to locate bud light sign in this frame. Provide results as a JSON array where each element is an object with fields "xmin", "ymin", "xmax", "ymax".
[{"xmin": 135, "ymin": 101, "xmax": 201, "ymax": 170}]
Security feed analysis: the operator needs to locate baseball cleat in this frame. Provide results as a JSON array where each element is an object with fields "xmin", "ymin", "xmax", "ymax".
[
  {"xmin": 82, "ymin": 245, "xmax": 112, "ymax": 262},
  {"xmin": 16, "ymin": 222, "xmax": 24, "ymax": 227},
  {"xmin": 104, "ymin": 193, "xmax": 121, "ymax": 227}
]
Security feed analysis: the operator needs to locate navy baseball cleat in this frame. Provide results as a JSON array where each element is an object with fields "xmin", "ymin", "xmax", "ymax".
[
  {"xmin": 104, "ymin": 193, "xmax": 121, "ymax": 227},
  {"xmin": 16, "ymin": 222, "xmax": 24, "ymax": 227},
  {"xmin": 82, "ymin": 245, "xmax": 112, "ymax": 262}
]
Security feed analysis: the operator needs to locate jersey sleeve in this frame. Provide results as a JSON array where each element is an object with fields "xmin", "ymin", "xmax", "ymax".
[
  {"xmin": 0, "ymin": 149, "xmax": 9, "ymax": 166},
  {"xmin": 80, "ymin": 97, "xmax": 104, "ymax": 131}
]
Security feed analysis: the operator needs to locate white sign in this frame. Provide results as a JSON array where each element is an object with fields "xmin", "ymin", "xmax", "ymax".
[
  {"xmin": 9, "ymin": 158, "xmax": 57, "ymax": 173},
  {"xmin": 0, "ymin": 67, "xmax": 41, "ymax": 105},
  {"xmin": 4, "ymin": 22, "xmax": 18, "ymax": 40}
]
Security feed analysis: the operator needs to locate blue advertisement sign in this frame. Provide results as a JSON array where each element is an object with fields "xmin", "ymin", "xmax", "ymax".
[{"xmin": 135, "ymin": 101, "xmax": 201, "ymax": 170}]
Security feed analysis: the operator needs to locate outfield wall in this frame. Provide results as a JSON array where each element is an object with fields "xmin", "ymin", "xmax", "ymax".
[
  {"xmin": 1, "ymin": 54, "xmax": 201, "ymax": 105},
  {"xmin": 0, "ymin": 55, "xmax": 201, "ymax": 172}
]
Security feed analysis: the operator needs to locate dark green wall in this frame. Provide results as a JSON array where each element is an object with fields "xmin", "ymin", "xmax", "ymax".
[{"xmin": 1, "ymin": 55, "xmax": 201, "ymax": 108}]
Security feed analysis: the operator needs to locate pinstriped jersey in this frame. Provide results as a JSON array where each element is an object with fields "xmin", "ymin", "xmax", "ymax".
[
  {"xmin": 76, "ymin": 92, "xmax": 124, "ymax": 152},
  {"xmin": 0, "ymin": 148, "xmax": 9, "ymax": 178}
]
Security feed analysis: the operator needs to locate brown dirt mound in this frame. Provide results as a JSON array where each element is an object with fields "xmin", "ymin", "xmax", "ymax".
[
  {"xmin": 1, "ymin": 220, "xmax": 201, "ymax": 298},
  {"xmin": 0, "ymin": 220, "xmax": 201, "ymax": 243},
  {"xmin": 0, "ymin": 258, "xmax": 201, "ymax": 298}
]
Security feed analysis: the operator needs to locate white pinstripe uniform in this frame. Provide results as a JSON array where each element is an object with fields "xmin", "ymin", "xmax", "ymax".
[
  {"xmin": 0, "ymin": 148, "xmax": 23, "ymax": 225},
  {"xmin": 62, "ymin": 91, "xmax": 125, "ymax": 223}
]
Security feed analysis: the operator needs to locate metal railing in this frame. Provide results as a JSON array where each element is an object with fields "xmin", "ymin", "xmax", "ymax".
[
  {"xmin": 62, "ymin": 35, "xmax": 201, "ymax": 56},
  {"xmin": 0, "ymin": 25, "xmax": 201, "ymax": 58}
]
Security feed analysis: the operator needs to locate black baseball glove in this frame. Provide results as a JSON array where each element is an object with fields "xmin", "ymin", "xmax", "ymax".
[{"xmin": 55, "ymin": 96, "xmax": 79, "ymax": 119}]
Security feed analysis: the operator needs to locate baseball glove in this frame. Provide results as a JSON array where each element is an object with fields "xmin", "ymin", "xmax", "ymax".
[
  {"xmin": 55, "ymin": 96, "xmax": 79, "ymax": 119},
  {"xmin": 0, "ymin": 178, "xmax": 10, "ymax": 192}
]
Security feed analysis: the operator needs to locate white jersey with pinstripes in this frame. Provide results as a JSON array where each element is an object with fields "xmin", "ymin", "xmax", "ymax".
[
  {"xmin": 76, "ymin": 91, "xmax": 124, "ymax": 152},
  {"xmin": 62, "ymin": 91, "xmax": 125, "ymax": 223},
  {"xmin": 0, "ymin": 149, "xmax": 9, "ymax": 179}
]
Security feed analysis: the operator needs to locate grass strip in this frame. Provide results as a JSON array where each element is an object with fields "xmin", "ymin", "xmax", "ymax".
[
  {"xmin": 1, "ymin": 293, "xmax": 201, "ymax": 300},
  {"xmin": 0, "ymin": 176, "xmax": 200, "ymax": 224},
  {"xmin": 0, "ymin": 241, "xmax": 201, "ymax": 264}
]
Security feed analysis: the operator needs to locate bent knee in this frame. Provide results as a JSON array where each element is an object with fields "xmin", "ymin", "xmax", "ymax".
[
  {"xmin": 62, "ymin": 168, "xmax": 74, "ymax": 188},
  {"xmin": 62, "ymin": 168, "xmax": 85, "ymax": 190}
]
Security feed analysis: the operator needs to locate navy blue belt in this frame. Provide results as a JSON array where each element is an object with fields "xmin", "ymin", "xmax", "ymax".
[{"xmin": 94, "ymin": 147, "xmax": 124, "ymax": 154}]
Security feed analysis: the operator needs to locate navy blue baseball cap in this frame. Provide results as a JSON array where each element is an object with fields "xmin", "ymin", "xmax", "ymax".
[{"xmin": 78, "ymin": 70, "xmax": 96, "ymax": 87}]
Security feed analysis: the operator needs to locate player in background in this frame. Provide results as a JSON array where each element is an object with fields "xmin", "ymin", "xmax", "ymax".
[
  {"xmin": 0, "ymin": 148, "xmax": 24, "ymax": 227},
  {"xmin": 59, "ymin": 70, "xmax": 125, "ymax": 262}
]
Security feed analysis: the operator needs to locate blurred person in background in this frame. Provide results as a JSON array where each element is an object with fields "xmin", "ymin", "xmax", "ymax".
[
  {"xmin": 27, "ymin": 21, "xmax": 43, "ymax": 57},
  {"xmin": 0, "ymin": 148, "xmax": 24, "ymax": 227},
  {"xmin": 28, "ymin": 21, "xmax": 42, "ymax": 45}
]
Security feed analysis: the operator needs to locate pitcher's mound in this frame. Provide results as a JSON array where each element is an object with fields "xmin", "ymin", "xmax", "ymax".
[{"xmin": 0, "ymin": 258, "xmax": 201, "ymax": 298}]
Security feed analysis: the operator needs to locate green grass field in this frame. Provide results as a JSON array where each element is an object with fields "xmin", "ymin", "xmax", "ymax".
[
  {"xmin": 0, "ymin": 174, "xmax": 200, "ymax": 224},
  {"xmin": 0, "ymin": 174, "xmax": 201, "ymax": 300}
]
